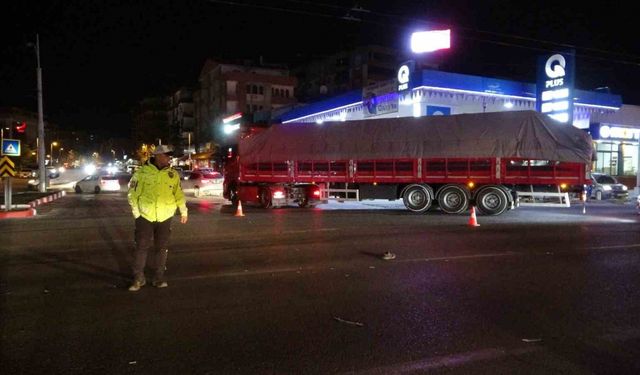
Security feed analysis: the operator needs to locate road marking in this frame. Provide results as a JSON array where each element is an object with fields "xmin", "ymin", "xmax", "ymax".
[
  {"xmin": 586, "ymin": 243, "xmax": 640, "ymax": 250},
  {"xmin": 395, "ymin": 251, "xmax": 521, "ymax": 263},
  {"xmin": 344, "ymin": 346, "xmax": 540, "ymax": 374}
]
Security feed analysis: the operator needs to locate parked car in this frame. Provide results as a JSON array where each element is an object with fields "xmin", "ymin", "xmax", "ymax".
[
  {"xmin": 18, "ymin": 168, "xmax": 35, "ymax": 179},
  {"xmin": 26, "ymin": 167, "xmax": 62, "ymax": 190},
  {"xmin": 180, "ymin": 171, "xmax": 223, "ymax": 197},
  {"xmin": 589, "ymin": 172, "xmax": 628, "ymax": 200},
  {"xmin": 74, "ymin": 174, "xmax": 121, "ymax": 194}
]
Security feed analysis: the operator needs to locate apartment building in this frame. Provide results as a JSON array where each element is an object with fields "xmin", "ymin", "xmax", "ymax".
[{"xmin": 194, "ymin": 59, "xmax": 297, "ymax": 161}]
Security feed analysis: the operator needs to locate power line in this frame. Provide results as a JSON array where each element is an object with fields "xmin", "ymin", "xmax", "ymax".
[{"xmin": 205, "ymin": 0, "xmax": 640, "ymax": 67}]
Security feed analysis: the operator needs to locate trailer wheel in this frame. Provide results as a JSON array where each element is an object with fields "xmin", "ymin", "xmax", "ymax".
[
  {"xmin": 437, "ymin": 185, "xmax": 469, "ymax": 214},
  {"xmin": 402, "ymin": 184, "xmax": 433, "ymax": 212},
  {"xmin": 259, "ymin": 188, "xmax": 272, "ymax": 208},
  {"xmin": 475, "ymin": 186, "xmax": 508, "ymax": 216}
]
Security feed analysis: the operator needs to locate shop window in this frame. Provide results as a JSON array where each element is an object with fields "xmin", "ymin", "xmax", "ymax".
[
  {"xmin": 595, "ymin": 141, "xmax": 618, "ymax": 176},
  {"xmin": 622, "ymin": 143, "xmax": 638, "ymax": 175}
]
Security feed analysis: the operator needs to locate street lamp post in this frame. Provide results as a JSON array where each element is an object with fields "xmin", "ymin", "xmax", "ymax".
[{"xmin": 35, "ymin": 34, "xmax": 47, "ymax": 192}]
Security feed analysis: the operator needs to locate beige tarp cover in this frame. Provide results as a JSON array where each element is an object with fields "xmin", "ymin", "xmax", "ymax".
[{"xmin": 240, "ymin": 110, "xmax": 593, "ymax": 164}]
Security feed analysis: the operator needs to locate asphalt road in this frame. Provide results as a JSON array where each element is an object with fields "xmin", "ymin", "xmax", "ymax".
[{"xmin": 1, "ymin": 194, "xmax": 640, "ymax": 374}]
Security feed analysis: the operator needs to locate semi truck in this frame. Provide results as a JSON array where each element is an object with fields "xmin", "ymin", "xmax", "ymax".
[{"xmin": 223, "ymin": 110, "xmax": 592, "ymax": 215}]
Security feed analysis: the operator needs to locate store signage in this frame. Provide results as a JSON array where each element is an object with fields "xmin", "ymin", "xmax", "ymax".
[
  {"xmin": 591, "ymin": 123, "xmax": 640, "ymax": 141},
  {"xmin": 410, "ymin": 29, "xmax": 451, "ymax": 53},
  {"xmin": 362, "ymin": 80, "xmax": 399, "ymax": 118},
  {"xmin": 397, "ymin": 60, "xmax": 414, "ymax": 92},
  {"xmin": 536, "ymin": 52, "xmax": 575, "ymax": 124},
  {"xmin": 426, "ymin": 105, "xmax": 451, "ymax": 116}
]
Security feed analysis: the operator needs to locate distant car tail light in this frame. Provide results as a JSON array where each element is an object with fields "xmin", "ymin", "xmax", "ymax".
[
  {"xmin": 312, "ymin": 189, "xmax": 321, "ymax": 197},
  {"xmin": 273, "ymin": 190, "xmax": 285, "ymax": 199}
]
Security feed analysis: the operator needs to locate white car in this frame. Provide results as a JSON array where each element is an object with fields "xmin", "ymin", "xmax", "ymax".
[
  {"xmin": 74, "ymin": 175, "xmax": 121, "ymax": 194},
  {"xmin": 180, "ymin": 171, "xmax": 223, "ymax": 197}
]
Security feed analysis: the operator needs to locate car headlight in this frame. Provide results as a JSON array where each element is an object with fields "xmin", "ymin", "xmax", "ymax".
[{"xmin": 622, "ymin": 185, "xmax": 628, "ymax": 191}]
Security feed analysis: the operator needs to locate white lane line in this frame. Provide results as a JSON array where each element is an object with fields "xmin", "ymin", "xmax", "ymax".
[
  {"xmin": 586, "ymin": 243, "xmax": 640, "ymax": 250},
  {"xmin": 344, "ymin": 346, "xmax": 539, "ymax": 374},
  {"xmin": 395, "ymin": 251, "xmax": 521, "ymax": 263}
]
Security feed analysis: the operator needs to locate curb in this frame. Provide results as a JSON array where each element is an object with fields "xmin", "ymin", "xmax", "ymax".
[
  {"xmin": 0, "ymin": 208, "xmax": 37, "ymax": 219},
  {"xmin": 0, "ymin": 190, "xmax": 65, "ymax": 219},
  {"xmin": 28, "ymin": 190, "xmax": 66, "ymax": 208}
]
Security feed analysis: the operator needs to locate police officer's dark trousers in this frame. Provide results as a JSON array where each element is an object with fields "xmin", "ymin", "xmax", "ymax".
[{"xmin": 132, "ymin": 216, "xmax": 172, "ymax": 282}]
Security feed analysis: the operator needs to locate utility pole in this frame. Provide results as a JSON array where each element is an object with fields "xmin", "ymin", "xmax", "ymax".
[{"xmin": 36, "ymin": 34, "xmax": 47, "ymax": 192}]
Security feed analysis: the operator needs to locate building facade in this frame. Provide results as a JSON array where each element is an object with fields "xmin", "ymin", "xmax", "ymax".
[
  {"xmin": 167, "ymin": 88, "xmax": 195, "ymax": 158},
  {"xmin": 194, "ymin": 59, "xmax": 297, "ymax": 167},
  {"xmin": 132, "ymin": 97, "xmax": 170, "ymax": 154}
]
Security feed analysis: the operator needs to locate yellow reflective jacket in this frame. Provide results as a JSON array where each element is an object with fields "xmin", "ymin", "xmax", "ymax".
[{"xmin": 127, "ymin": 162, "xmax": 187, "ymax": 222}]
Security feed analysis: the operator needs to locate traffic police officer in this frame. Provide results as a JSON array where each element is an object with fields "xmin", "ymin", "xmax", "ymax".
[{"xmin": 127, "ymin": 145, "xmax": 188, "ymax": 291}]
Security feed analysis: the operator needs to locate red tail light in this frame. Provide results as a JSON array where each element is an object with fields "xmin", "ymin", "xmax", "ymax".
[
  {"xmin": 273, "ymin": 190, "xmax": 285, "ymax": 199},
  {"xmin": 312, "ymin": 190, "xmax": 320, "ymax": 197}
]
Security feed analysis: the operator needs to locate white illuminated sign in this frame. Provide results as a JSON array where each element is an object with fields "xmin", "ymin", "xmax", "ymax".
[
  {"xmin": 397, "ymin": 65, "xmax": 410, "ymax": 91},
  {"xmin": 410, "ymin": 29, "xmax": 451, "ymax": 53},
  {"xmin": 599, "ymin": 125, "xmax": 640, "ymax": 140},
  {"xmin": 223, "ymin": 112, "xmax": 243, "ymax": 124},
  {"xmin": 539, "ymin": 53, "xmax": 572, "ymax": 123}
]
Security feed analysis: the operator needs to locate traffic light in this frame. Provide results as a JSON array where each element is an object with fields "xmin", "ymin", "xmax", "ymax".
[{"xmin": 15, "ymin": 121, "xmax": 27, "ymax": 134}]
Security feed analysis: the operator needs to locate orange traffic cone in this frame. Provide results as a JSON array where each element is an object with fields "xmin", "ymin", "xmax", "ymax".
[
  {"xmin": 468, "ymin": 206, "xmax": 480, "ymax": 227},
  {"xmin": 235, "ymin": 200, "xmax": 245, "ymax": 217}
]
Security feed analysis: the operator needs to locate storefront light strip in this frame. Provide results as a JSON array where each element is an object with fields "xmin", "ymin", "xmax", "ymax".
[
  {"xmin": 574, "ymin": 103, "xmax": 620, "ymax": 110},
  {"xmin": 414, "ymin": 85, "xmax": 533, "ymax": 101},
  {"xmin": 282, "ymin": 102, "xmax": 362, "ymax": 123},
  {"xmin": 283, "ymin": 87, "xmax": 620, "ymax": 123}
]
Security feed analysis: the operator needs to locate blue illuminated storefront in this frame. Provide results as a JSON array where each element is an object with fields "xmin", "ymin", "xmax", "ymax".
[{"xmin": 278, "ymin": 68, "xmax": 640, "ymax": 183}]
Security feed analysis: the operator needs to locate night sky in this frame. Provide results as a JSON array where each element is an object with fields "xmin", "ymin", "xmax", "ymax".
[{"xmin": 2, "ymin": 0, "xmax": 639, "ymax": 137}]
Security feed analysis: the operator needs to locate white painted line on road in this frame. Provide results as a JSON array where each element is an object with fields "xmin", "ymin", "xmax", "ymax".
[
  {"xmin": 585, "ymin": 243, "xmax": 640, "ymax": 251},
  {"xmin": 395, "ymin": 251, "xmax": 521, "ymax": 264},
  {"xmin": 281, "ymin": 228, "xmax": 340, "ymax": 234},
  {"xmin": 179, "ymin": 266, "xmax": 321, "ymax": 280},
  {"xmin": 345, "ymin": 346, "xmax": 540, "ymax": 374}
]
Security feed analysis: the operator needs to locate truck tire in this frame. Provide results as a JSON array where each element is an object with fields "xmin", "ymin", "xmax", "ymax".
[
  {"xmin": 259, "ymin": 188, "xmax": 272, "ymax": 208},
  {"xmin": 475, "ymin": 186, "xmax": 508, "ymax": 216},
  {"xmin": 402, "ymin": 184, "xmax": 433, "ymax": 212},
  {"xmin": 437, "ymin": 184, "xmax": 469, "ymax": 214}
]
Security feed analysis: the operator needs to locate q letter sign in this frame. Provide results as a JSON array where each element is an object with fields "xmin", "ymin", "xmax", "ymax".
[{"xmin": 536, "ymin": 52, "xmax": 575, "ymax": 124}]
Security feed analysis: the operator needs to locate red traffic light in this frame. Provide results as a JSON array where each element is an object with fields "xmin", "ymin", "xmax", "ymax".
[{"xmin": 15, "ymin": 122, "xmax": 27, "ymax": 134}]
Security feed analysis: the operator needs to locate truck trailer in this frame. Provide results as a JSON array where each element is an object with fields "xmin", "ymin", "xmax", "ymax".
[{"xmin": 223, "ymin": 110, "xmax": 592, "ymax": 215}]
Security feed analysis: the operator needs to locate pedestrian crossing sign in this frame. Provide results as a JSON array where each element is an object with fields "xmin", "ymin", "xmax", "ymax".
[{"xmin": 1, "ymin": 139, "xmax": 20, "ymax": 156}]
